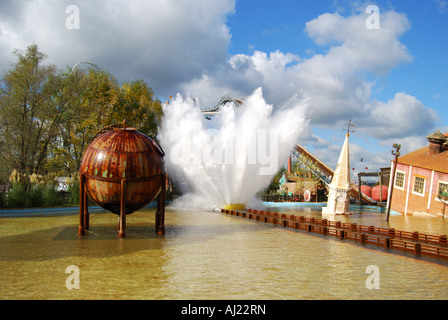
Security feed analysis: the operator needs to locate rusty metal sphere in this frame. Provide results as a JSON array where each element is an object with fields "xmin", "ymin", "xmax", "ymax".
[{"xmin": 79, "ymin": 126, "xmax": 165, "ymax": 215}]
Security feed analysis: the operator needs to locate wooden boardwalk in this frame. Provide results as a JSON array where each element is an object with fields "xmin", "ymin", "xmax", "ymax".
[{"xmin": 222, "ymin": 208, "xmax": 448, "ymax": 259}]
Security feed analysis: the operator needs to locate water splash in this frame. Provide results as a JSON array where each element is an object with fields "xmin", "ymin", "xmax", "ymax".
[{"xmin": 159, "ymin": 87, "xmax": 309, "ymax": 210}]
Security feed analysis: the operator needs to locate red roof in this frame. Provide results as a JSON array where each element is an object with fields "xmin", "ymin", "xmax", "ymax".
[{"xmin": 398, "ymin": 132, "xmax": 448, "ymax": 173}]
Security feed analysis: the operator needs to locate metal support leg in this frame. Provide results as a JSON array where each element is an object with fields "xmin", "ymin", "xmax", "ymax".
[
  {"xmin": 83, "ymin": 180, "xmax": 89, "ymax": 231},
  {"xmin": 118, "ymin": 179, "xmax": 126, "ymax": 238},
  {"xmin": 78, "ymin": 174, "xmax": 86, "ymax": 235},
  {"xmin": 155, "ymin": 174, "xmax": 166, "ymax": 235},
  {"xmin": 78, "ymin": 174, "xmax": 89, "ymax": 236}
]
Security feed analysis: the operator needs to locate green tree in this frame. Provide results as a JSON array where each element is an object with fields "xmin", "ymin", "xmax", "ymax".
[
  {"xmin": 1, "ymin": 44, "xmax": 164, "ymax": 183},
  {"xmin": 0, "ymin": 44, "xmax": 74, "ymax": 177},
  {"xmin": 46, "ymin": 67, "xmax": 120, "ymax": 178},
  {"xmin": 111, "ymin": 78, "xmax": 163, "ymax": 138},
  {"xmin": 47, "ymin": 68, "xmax": 163, "ymax": 178}
]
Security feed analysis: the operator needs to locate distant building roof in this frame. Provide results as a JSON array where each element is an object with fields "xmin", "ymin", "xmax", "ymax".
[{"xmin": 398, "ymin": 131, "xmax": 448, "ymax": 174}]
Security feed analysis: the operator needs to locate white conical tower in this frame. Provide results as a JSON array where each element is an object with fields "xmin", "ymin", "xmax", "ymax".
[{"xmin": 322, "ymin": 132, "xmax": 352, "ymax": 215}]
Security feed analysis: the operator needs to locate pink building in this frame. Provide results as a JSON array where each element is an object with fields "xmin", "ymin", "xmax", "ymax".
[{"xmin": 390, "ymin": 130, "xmax": 448, "ymax": 216}]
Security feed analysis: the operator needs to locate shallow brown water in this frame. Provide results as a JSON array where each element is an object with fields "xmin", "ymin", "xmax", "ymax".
[{"xmin": 1, "ymin": 206, "xmax": 447, "ymax": 299}]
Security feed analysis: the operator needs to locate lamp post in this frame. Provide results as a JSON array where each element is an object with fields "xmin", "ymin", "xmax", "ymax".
[{"xmin": 386, "ymin": 143, "xmax": 401, "ymax": 221}]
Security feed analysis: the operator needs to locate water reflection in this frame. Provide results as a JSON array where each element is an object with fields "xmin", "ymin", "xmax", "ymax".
[{"xmin": 0, "ymin": 207, "xmax": 447, "ymax": 299}]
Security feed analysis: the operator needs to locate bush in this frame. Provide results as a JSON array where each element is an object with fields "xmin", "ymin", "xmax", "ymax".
[
  {"xmin": 66, "ymin": 181, "xmax": 79, "ymax": 205},
  {"xmin": 6, "ymin": 171, "xmax": 79, "ymax": 208},
  {"xmin": 0, "ymin": 192, "xmax": 5, "ymax": 208},
  {"xmin": 29, "ymin": 185, "xmax": 44, "ymax": 207},
  {"xmin": 42, "ymin": 186, "xmax": 63, "ymax": 207},
  {"xmin": 8, "ymin": 183, "xmax": 31, "ymax": 208}
]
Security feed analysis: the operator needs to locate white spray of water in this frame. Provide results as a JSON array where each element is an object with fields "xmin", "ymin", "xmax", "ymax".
[{"xmin": 159, "ymin": 87, "xmax": 309, "ymax": 211}]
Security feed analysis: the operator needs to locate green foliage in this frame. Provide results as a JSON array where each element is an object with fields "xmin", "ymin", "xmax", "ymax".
[
  {"xmin": 45, "ymin": 67, "xmax": 120, "ymax": 178},
  {"xmin": 0, "ymin": 44, "xmax": 64, "ymax": 177},
  {"xmin": 263, "ymin": 168, "xmax": 286, "ymax": 194},
  {"xmin": 111, "ymin": 78, "xmax": 163, "ymax": 138},
  {"xmin": 29, "ymin": 185, "xmax": 45, "ymax": 207},
  {"xmin": 8, "ymin": 183, "xmax": 30, "ymax": 208},
  {"xmin": 1, "ymin": 44, "xmax": 164, "ymax": 192},
  {"xmin": 42, "ymin": 186, "xmax": 63, "ymax": 207},
  {"xmin": 292, "ymin": 156, "xmax": 320, "ymax": 181},
  {"xmin": 0, "ymin": 192, "xmax": 4, "ymax": 208},
  {"xmin": 6, "ymin": 171, "xmax": 65, "ymax": 208},
  {"xmin": 66, "ymin": 180, "xmax": 80, "ymax": 205}
]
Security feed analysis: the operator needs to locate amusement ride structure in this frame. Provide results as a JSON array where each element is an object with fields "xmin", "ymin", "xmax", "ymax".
[
  {"xmin": 200, "ymin": 95, "xmax": 244, "ymax": 120},
  {"xmin": 200, "ymin": 97, "xmax": 374, "ymax": 206}
]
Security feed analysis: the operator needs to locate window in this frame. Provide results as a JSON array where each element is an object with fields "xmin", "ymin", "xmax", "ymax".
[
  {"xmin": 437, "ymin": 181, "xmax": 448, "ymax": 202},
  {"xmin": 413, "ymin": 176, "xmax": 425, "ymax": 195},
  {"xmin": 395, "ymin": 171, "xmax": 405, "ymax": 189}
]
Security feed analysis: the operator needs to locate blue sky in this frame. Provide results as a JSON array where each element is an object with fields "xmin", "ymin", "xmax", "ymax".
[
  {"xmin": 227, "ymin": 0, "xmax": 447, "ymax": 122},
  {"xmin": 226, "ymin": 0, "xmax": 448, "ymax": 170},
  {"xmin": 0, "ymin": 0, "xmax": 446, "ymax": 173}
]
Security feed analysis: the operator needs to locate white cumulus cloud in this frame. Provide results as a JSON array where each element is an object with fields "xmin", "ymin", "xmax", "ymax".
[
  {"xmin": 0, "ymin": 1, "xmax": 440, "ymax": 170},
  {"xmin": 0, "ymin": 0, "xmax": 235, "ymax": 97}
]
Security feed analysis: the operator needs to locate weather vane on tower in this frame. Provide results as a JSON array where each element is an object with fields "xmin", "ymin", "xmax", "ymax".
[{"xmin": 343, "ymin": 119, "xmax": 355, "ymax": 137}]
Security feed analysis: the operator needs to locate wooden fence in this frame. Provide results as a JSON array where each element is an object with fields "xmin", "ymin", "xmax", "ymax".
[{"xmin": 222, "ymin": 208, "xmax": 448, "ymax": 259}]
